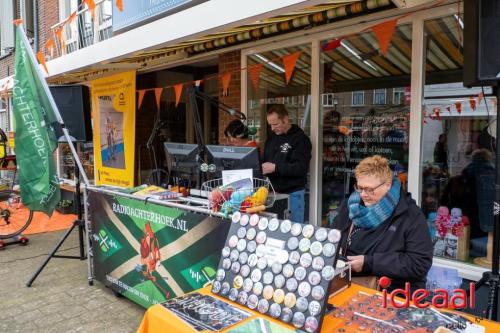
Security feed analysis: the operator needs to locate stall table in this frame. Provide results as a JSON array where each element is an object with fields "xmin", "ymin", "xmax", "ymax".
[{"xmin": 137, "ymin": 284, "xmax": 497, "ymax": 333}]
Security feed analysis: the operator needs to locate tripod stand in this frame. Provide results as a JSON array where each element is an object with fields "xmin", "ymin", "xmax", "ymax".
[
  {"xmin": 26, "ymin": 145, "xmax": 87, "ymax": 287},
  {"xmin": 473, "ymin": 85, "xmax": 500, "ymax": 321}
]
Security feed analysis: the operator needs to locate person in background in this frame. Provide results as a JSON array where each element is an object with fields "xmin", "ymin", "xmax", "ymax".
[
  {"xmin": 224, "ymin": 119, "xmax": 258, "ymax": 147},
  {"xmin": 333, "ymin": 155, "xmax": 433, "ymax": 292},
  {"xmin": 262, "ymin": 104, "xmax": 312, "ymax": 223}
]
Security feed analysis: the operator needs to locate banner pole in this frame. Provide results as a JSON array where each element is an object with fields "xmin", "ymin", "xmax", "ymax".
[{"xmin": 17, "ymin": 26, "xmax": 90, "ymax": 186}]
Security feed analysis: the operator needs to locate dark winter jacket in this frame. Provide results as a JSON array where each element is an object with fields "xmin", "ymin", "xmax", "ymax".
[
  {"xmin": 263, "ymin": 124, "xmax": 312, "ymax": 193},
  {"xmin": 333, "ymin": 190, "xmax": 433, "ymax": 291}
]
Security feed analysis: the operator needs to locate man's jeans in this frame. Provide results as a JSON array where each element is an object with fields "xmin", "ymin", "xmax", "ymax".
[{"xmin": 288, "ymin": 189, "xmax": 305, "ymax": 223}]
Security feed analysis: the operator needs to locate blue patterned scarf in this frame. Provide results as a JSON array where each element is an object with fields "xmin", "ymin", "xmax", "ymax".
[{"xmin": 348, "ymin": 177, "xmax": 401, "ymax": 229}]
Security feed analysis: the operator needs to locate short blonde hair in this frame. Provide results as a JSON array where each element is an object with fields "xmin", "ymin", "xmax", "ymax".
[{"xmin": 354, "ymin": 155, "xmax": 393, "ymax": 182}]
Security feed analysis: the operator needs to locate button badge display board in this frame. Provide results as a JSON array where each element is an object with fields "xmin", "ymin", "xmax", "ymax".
[{"xmin": 212, "ymin": 212, "xmax": 343, "ymax": 332}]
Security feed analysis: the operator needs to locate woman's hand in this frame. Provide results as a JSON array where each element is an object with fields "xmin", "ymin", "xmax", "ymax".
[{"xmin": 347, "ymin": 255, "xmax": 365, "ymax": 272}]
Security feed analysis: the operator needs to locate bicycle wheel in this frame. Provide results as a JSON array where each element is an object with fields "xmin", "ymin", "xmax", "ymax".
[{"xmin": 0, "ymin": 190, "xmax": 34, "ymax": 240}]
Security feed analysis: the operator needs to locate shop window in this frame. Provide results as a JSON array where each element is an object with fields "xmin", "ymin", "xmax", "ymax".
[
  {"xmin": 21, "ymin": 0, "xmax": 35, "ymax": 38},
  {"xmin": 58, "ymin": 142, "xmax": 95, "ymax": 183},
  {"xmin": 421, "ymin": 15, "xmax": 497, "ymax": 266},
  {"xmin": 352, "ymin": 91, "xmax": 364, "ymax": 106},
  {"xmin": 320, "ymin": 23, "xmax": 412, "ymax": 227},
  {"xmin": 322, "ymin": 93, "xmax": 336, "ymax": 107},
  {"xmin": 373, "ymin": 89, "xmax": 386, "ymax": 105},
  {"xmin": 393, "ymin": 87, "xmax": 405, "ymax": 105}
]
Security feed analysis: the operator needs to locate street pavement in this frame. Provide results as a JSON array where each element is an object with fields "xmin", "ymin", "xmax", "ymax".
[{"xmin": 0, "ymin": 229, "xmax": 145, "ymax": 332}]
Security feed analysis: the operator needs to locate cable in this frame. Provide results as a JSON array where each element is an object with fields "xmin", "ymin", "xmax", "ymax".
[{"xmin": 0, "ymin": 245, "xmax": 80, "ymax": 264}]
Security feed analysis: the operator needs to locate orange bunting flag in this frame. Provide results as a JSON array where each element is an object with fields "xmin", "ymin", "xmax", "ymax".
[
  {"xmin": 455, "ymin": 101, "xmax": 462, "ymax": 114},
  {"xmin": 55, "ymin": 26, "xmax": 65, "ymax": 51},
  {"xmin": 445, "ymin": 106, "xmax": 451, "ymax": 113},
  {"xmin": 67, "ymin": 11, "xmax": 77, "ymax": 24},
  {"xmin": 372, "ymin": 19, "xmax": 398, "ymax": 56},
  {"xmin": 249, "ymin": 64, "xmax": 263, "ymax": 91},
  {"xmin": 137, "ymin": 90, "xmax": 146, "ymax": 110},
  {"xmin": 36, "ymin": 51, "xmax": 49, "ymax": 75},
  {"xmin": 321, "ymin": 38, "xmax": 343, "ymax": 52},
  {"xmin": 85, "ymin": 0, "xmax": 96, "ymax": 19},
  {"xmin": 477, "ymin": 91, "xmax": 484, "ymax": 106},
  {"xmin": 45, "ymin": 38, "xmax": 54, "ymax": 56},
  {"xmin": 222, "ymin": 73, "xmax": 232, "ymax": 96},
  {"xmin": 13, "ymin": 19, "xmax": 23, "ymax": 26},
  {"xmin": 174, "ymin": 84, "xmax": 183, "ymax": 107},
  {"xmin": 469, "ymin": 97, "xmax": 476, "ymax": 111},
  {"xmin": 282, "ymin": 52, "xmax": 301, "ymax": 85},
  {"xmin": 433, "ymin": 109, "xmax": 441, "ymax": 121},
  {"xmin": 116, "ymin": 0, "xmax": 124, "ymax": 12},
  {"xmin": 154, "ymin": 88, "xmax": 163, "ymax": 111}
]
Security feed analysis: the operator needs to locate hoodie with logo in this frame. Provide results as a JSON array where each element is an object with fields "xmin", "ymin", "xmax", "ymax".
[{"xmin": 263, "ymin": 124, "xmax": 312, "ymax": 193}]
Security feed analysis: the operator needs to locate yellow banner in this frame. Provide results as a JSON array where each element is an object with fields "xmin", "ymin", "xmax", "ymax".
[{"xmin": 91, "ymin": 71, "xmax": 136, "ymax": 188}]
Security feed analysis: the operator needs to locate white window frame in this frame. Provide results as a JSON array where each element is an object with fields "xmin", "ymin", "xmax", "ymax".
[
  {"xmin": 393, "ymin": 87, "xmax": 405, "ymax": 105},
  {"xmin": 373, "ymin": 88, "xmax": 386, "ymax": 105},
  {"xmin": 351, "ymin": 91, "xmax": 364, "ymax": 106},
  {"xmin": 0, "ymin": 0, "xmax": 15, "ymax": 56},
  {"xmin": 322, "ymin": 93, "xmax": 335, "ymax": 107}
]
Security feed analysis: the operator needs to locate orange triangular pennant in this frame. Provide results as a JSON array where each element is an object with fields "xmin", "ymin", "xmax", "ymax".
[
  {"xmin": 45, "ymin": 38, "xmax": 54, "ymax": 57},
  {"xmin": 67, "ymin": 11, "xmax": 77, "ymax": 24},
  {"xmin": 154, "ymin": 88, "xmax": 163, "ymax": 111},
  {"xmin": 174, "ymin": 84, "xmax": 183, "ymax": 107},
  {"xmin": 36, "ymin": 51, "xmax": 49, "ymax": 75},
  {"xmin": 372, "ymin": 19, "xmax": 398, "ymax": 56},
  {"xmin": 85, "ymin": 0, "xmax": 96, "ymax": 19},
  {"xmin": 445, "ymin": 106, "xmax": 451, "ymax": 113},
  {"xmin": 469, "ymin": 97, "xmax": 476, "ymax": 111},
  {"xmin": 116, "ymin": 0, "xmax": 124, "ymax": 12},
  {"xmin": 222, "ymin": 73, "xmax": 231, "ymax": 96},
  {"xmin": 55, "ymin": 26, "xmax": 65, "ymax": 52},
  {"xmin": 137, "ymin": 90, "xmax": 146, "ymax": 110},
  {"xmin": 282, "ymin": 52, "xmax": 301, "ymax": 85},
  {"xmin": 477, "ymin": 91, "xmax": 484, "ymax": 106},
  {"xmin": 455, "ymin": 101, "xmax": 462, "ymax": 114},
  {"xmin": 13, "ymin": 19, "xmax": 23, "ymax": 26},
  {"xmin": 249, "ymin": 64, "xmax": 263, "ymax": 91}
]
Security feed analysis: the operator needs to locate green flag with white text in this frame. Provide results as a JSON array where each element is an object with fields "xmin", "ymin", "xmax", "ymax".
[{"xmin": 12, "ymin": 26, "xmax": 60, "ymax": 216}]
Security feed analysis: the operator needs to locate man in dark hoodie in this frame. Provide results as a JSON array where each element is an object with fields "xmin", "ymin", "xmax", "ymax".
[{"xmin": 262, "ymin": 104, "xmax": 312, "ymax": 223}]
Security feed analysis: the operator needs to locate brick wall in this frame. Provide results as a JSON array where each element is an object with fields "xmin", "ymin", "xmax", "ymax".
[
  {"xmin": 218, "ymin": 50, "xmax": 241, "ymax": 144},
  {"xmin": 0, "ymin": 0, "xmax": 59, "ymax": 80}
]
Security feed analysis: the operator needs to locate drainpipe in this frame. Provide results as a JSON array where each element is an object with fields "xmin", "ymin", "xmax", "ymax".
[{"xmin": 34, "ymin": 0, "xmax": 39, "ymax": 52}]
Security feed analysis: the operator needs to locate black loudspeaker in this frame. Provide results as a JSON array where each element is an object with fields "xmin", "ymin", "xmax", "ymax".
[
  {"xmin": 49, "ymin": 85, "xmax": 92, "ymax": 142},
  {"xmin": 463, "ymin": 0, "xmax": 500, "ymax": 87}
]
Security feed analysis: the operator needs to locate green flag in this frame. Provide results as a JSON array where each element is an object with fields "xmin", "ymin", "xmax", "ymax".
[{"xmin": 12, "ymin": 26, "xmax": 60, "ymax": 216}]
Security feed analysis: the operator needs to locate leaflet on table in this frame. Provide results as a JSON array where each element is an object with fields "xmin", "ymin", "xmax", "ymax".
[
  {"xmin": 227, "ymin": 318, "xmax": 300, "ymax": 333},
  {"xmin": 222, "ymin": 169, "xmax": 253, "ymax": 186},
  {"xmin": 162, "ymin": 293, "xmax": 251, "ymax": 332}
]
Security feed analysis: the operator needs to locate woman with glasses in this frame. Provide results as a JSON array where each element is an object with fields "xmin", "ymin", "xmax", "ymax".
[{"xmin": 333, "ymin": 155, "xmax": 432, "ymax": 291}]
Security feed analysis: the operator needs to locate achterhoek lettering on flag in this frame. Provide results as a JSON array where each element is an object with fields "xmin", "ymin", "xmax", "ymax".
[{"xmin": 12, "ymin": 25, "xmax": 60, "ymax": 216}]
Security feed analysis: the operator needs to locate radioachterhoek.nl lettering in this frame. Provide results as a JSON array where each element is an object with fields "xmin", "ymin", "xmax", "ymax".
[{"xmin": 112, "ymin": 202, "xmax": 189, "ymax": 232}]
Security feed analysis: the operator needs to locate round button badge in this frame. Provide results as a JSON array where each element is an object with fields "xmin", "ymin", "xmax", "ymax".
[
  {"xmin": 273, "ymin": 288, "xmax": 285, "ymax": 304},
  {"xmin": 263, "ymin": 285, "xmax": 274, "ymax": 300},
  {"xmin": 276, "ymin": 250, "xmax": 289, "ymax": 264},
  {"xmin": 258, "ymin": 217, "xmax": 269, "ymax": 230},
  {"xmin": 294, "ymin": 266, "xmax": 307, "ymax": 281},
  {"xmin": 216, "ymin": 269, "xmax": 225, "ymax": 281},
  {"xmin": 315, "ymin": 228, "xmax": 328, "ymax": 242},
  {"xmin": 308, "ymin": 300, "xmax": 322, "ymax": 316},
  {"xmin": 295, "ymin": 297, "xmax": 309, "ymax": 312},
  {"xmin": 253, "ymin": 282, "xmax": 263, "ymax": 295},
  {"xmin": 230, "ymin": 249, "xmax": 239, "ymax": 261},
  {"xmin": 231, "ymin": 211, "xmax": 241, "ymax": 223},
  {"xmin": 283, "ymin": 264, "xmax": 294, "ymax": 278},
  {"xmin": 292, "ymin": 311, "xmax": 306, "ymax": 328},
  {"xmin": 268, "ymin": 218, "xmax": 280, "ymax": 231},
  {"xmin": 269, "ymin": 303, "xmax": 282, "ymax": 318},
  {"xmin": 258, "ymin": 299, "xmax": 269, "ymax": 314},
  {"xmin": 263, "ymin": 271, "xmax": 274, "ymax": 285},
  {"xmin": 222, "ymin": 246, "xmax": 230, "ymax": 258},
  {"xmin": 256, "ymin": 244, "xmax": 266, "ymax": 258},
  {"xmin": 287, "ymin": 237, "xmax": 299, "ymax": 251},
  {"xmin": 280, "ymin": 220, "xmax": 292, "ymax": 233},
  {"xmin": 322, "ymin": 265, "xmax": 335, "ymax": 281},
  {"xmin": 240, "ymin": 264, "xmax": 250, "ymax": 278},
  {"xmin": 221, "ymin": 282, "xmax": 230, "ymax": 295},
  {"xmin": 312, "ymin": 256, "xmax": 325, "ymax": 271},
  {"xmin": 274, "ymin": 274, "xmax": 285, "ymax": 289},
  {"xmin": 237, "ymin": 239, "xmax": 247, "ymax": 252},
  {"xmin": 271, "ymin": 261, "xmax": 283, "ymax": 274},
  {"xmin": 322, "ymin": 243, "xmax": 336, "ymax": 257},
  {"xmin": 310, "ymin": 241, "xmax": 323, "ymax": 256},
  {"xmin": 240, "ymin": 214, "xmax": 249, "ymax": 226},
  {"xmin": 291, "ymin": 223, "xmax": 303, "ymax": 236},
  {"xmin": 281, "ymin": 307, "xmax": 293, "ymax": 323},
  {"xmin": 229, "ymin": 288, "xmax": 238, "ymax": 301},
  {"xmin": 286, "ymin": 277, "xmax": 298, "ymax": 292},
  {"xmin": 328, "ymin": 229, "xmax": 341, "ymax": 243},
  {"xmin": 308, "ymin": 271, "xmax": 322, "ymax": 286},
  {"xmin": 311, "ymin": 285, "xmax": 325, "ymax": 301},
  {"xmin": 231, "ymin": 261, "xmax": 241, "ymax": 274},
  {"xmin": 289, "ymin": 251, "xmax": 301, "ymax": 264},
  {"xmin": 298, "ymin": 281, "xmax": 311, "ymax": 297},
  {"xmin": 238, "ymin": 291, "xmax": 248, "ymax": 305},
  {"xmin": 237, "ymin": 227, "xmax": 247, "ymax": 239},
  {"xmin": 256, "ymin": 231, "xmax": 267, "ymax": 244},
  {"xmin": 247, "ymin": 253, "xmax": 258, "ymax": 267},
  {"xmin": 249, "ymin": 214, "xmax": 259, "ymax": 226},
  {"xmin": 228, "ymin": 235, "xmax": 238, "ymax": 248},
  {"xmin": 246, "ymin": 240, "xmax": 257, "ymax": 253},
  {"xmin": 247, "ymin": 294, "xmax": 258, "ymax": 309},
  {"xmin": 257, "ymin": 257, "xmax": 267, "ymax": 270},
  {"xmin": 300, "ymin": 253, "xmax": 313, "ymax": 268},
  {"xmin": 212, "ymin": 280, "xmax": 221, "ymax": 293},
  {"xmin": 284, "ymin": 292, "xmax": 297, "ymax": 308},
  {"xmin": 222, "ymin": 258, "xmax": 231, "ymax": 270},
  {"xmin": 233, "ymin": 275, "xmax": 243, "ymax": 289},
  {"xmin": 305, "ymin": 316, "xmax": 319, "ymax": 333},
  {"xmin": 298, "ymin": 238, "xmax": 311, "ymax": 252},
  {"xmin": 243, "ymin": 278, "xmax": 253, "ymax": 292},
  {"xmin": 239, "ymin": 252, "xmax": 248, "ymax": 265},
  {"xmin": 246, "ymin": 228, "xmax": 256, "ymax": 240},
  {"xmin": 251, "ymin": 269, "xmax": 262, "ymax": 282},
  {"xmin": 302, "ymin": 224, "xmax": 315, "ymax": 239}
]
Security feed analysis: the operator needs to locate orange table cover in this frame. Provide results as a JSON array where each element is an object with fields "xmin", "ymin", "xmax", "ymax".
[{"xmin": 137, "ymin": 284, "xmax": 497, "ymax": 333}]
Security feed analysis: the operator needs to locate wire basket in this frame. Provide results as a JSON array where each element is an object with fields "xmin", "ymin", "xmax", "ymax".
[{"xmin": 201, "ymin": 178, "xmax": 275, "ymax": 213}]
